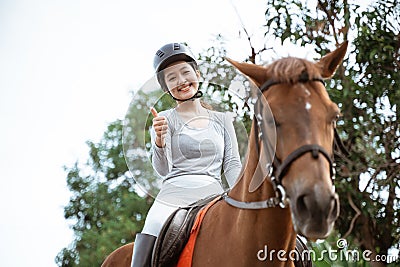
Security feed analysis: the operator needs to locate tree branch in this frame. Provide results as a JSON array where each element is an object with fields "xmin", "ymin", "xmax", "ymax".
[
  {"xmin": 230, "ymin": 0, "xmax": 256, "ymax": 63},
  {"xmin": 343, "ymin": 192, "xmax": 361, "ymax": 239},
  {"xmin": 317, "ymin": 0, "xmax": 339, "ymax": 45}
]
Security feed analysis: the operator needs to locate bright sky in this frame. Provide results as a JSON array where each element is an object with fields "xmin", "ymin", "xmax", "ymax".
[{"xmin": 0, "ymin": 0, "xmax": 323, "ymax": 266}]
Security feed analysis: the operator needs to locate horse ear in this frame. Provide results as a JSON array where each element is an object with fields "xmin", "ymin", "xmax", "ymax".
[
  {"xmin": 225, "ymin": 58, "xmax": 268, "ymax": 87},
  {"xmin": 316, "ymin": 41, "xmax": 348, "ymax": 78}
]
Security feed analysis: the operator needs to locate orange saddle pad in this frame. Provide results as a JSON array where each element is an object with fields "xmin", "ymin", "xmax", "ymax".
[{"xmin": 176, "ymin": 196, "xmax": 221, "ymax": 267}]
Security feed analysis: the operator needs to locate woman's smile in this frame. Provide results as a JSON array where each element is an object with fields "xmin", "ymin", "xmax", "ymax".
[
  {"xmin": 164, "ymin": 61, "xmax": 200, "ymax": 99},
  {"xmin": 176, "ymin": 83, "xmax": 192, "ymax": 92}
]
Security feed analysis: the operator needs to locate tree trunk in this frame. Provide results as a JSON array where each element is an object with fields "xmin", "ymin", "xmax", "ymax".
[{"xmin": 357, "ymin": 215, "xmax": 386, "ymax": 267}]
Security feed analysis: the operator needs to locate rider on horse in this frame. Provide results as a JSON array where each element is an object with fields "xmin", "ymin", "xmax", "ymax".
[{"xmin": 130, "ymin": 43, "xmax": 242, "ymax": 267}]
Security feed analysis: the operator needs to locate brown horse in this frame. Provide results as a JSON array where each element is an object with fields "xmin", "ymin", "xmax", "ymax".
[{"xmin": 102, "ymin": 42, "xmax": 348, "ymax": 267}]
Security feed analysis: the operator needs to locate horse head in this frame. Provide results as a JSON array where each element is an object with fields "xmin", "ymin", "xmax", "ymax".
[{"xmin": 227, "ymin": 42, "xmax": 348, "ymax": 240}]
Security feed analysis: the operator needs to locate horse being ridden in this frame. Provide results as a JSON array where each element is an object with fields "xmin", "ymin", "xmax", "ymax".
[{"xmin": 101, "ymin": 41, "xmax": 348, "ymax": 267}]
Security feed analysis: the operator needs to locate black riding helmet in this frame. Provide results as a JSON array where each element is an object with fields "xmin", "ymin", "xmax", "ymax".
[{"xmin": 154, "ymin": 43, "xmax": 202, "ymax": 101}]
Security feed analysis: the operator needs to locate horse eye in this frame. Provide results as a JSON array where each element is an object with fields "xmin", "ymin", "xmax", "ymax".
[{"xmin": 332, "ymin": 113, "xmax": 341, "ymax": 127}]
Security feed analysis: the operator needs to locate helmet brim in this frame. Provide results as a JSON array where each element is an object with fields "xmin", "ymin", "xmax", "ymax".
[{"xmin": 156, "ymin": 54, "xmax": 196, "ymax": 72}]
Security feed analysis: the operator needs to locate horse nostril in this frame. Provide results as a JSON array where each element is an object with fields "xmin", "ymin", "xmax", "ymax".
[
  {"xmin": 295, "ymin": 192, "xmax": 339, "ymax": 221},
  {"xmin": 296, "ymin": 194, "xmax": 308, "ymax": 213}
]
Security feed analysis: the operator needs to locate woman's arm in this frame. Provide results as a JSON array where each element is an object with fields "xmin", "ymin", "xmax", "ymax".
[
  {"xmin": 222, "ymin": 112, "xmax": 242, "ymax": 188},
  {"xmin": 150, "ymin": 111, "xmax": 172, "ymax": 177}
]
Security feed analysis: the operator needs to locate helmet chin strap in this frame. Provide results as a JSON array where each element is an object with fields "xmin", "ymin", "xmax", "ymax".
[{"xmin": 168, "ymin": 90, "xmax": 203, "ymax": 102}]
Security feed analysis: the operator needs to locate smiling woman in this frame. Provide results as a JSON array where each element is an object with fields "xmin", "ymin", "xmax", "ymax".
[
  {"xmin": 127, "ymin": 42, "xmax": 243, "ymax": 267},
  {"xmin": 163, "ymin": 61, "xmax": 202, "ymax": 101},
  {"xmin": 155, "ymin": 44, "xmax": 204, "ymax": 103},
  {"xmin": 164, "ymin": 62, "xmax": 200, "ymax": 98}
]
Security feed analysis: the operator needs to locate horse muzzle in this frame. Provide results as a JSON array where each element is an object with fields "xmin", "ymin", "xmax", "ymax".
[{"xmin": 290, "ymin": 186, "xmax": 340, "ymax": 240}]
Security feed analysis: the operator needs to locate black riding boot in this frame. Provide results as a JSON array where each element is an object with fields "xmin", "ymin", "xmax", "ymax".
[{"xmin": 131, "ymin": 233, "xmax": 157, "ymax": 267}]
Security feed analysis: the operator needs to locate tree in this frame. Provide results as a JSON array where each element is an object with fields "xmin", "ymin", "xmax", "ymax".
[
  {"xmin": 264, "ymin": 0, "xmax": 400, "ymax": 266},
  {"xmin": 55, "ymin": 121, "xmax": 152, "ymax": 266}
]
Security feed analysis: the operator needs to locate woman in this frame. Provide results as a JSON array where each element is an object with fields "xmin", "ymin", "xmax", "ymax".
[{"xmin": 131, "ymin": 43, "xmax": 242, "ymax": 267}]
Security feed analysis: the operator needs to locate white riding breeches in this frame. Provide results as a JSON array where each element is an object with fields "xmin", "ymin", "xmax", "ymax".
[{"xmin": 141, "ymin": 175, "xmax": 224, "ymax": 237}]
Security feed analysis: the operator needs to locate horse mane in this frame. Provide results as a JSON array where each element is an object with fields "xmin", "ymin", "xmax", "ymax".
[{"xmin": 267, "ymin": 57, "xmax": 321, "ymax": 83}]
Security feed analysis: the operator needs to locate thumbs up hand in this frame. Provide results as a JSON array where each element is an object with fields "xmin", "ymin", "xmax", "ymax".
[
  {"xmin": 151, "ymin": 107, "xmax": 167, "ymax": 148},
  {"xmin": 150, "ymin": 107, "xmax": 158, "ymax": 117}
]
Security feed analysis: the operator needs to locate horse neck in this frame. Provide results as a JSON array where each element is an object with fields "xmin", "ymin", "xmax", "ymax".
[
  {"xmin": 229, "ymin": 120, "xmax": 295, "ymax": 234},
  {"xmin": 230, "ymin": 120, "xmax": 276, "ymax": 202}
]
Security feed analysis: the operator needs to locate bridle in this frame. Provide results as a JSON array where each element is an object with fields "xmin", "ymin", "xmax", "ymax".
[{"xmin": 223, "ymin": 71, "xmax": 347, "ymax": 209}]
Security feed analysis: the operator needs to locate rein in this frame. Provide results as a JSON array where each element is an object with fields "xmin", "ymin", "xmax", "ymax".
[{"xmin": 224, "ymin": 71, "xmax": 345, "ymax": 210}]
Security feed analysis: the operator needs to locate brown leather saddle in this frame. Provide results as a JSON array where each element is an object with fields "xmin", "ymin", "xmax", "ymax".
[{"xmin": 152, "ymin": 194, "xmax": 220, "ymax": 267}]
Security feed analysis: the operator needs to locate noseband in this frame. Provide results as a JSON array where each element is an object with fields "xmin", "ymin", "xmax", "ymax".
[{"xmin": 224, "ymin": 71, "xmax": 343, "ymax": 209}]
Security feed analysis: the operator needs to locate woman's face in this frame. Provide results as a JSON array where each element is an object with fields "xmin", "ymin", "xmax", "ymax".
[{"xmin": 163, "ymin": 61, "xmax": 200, "ymax": 100}]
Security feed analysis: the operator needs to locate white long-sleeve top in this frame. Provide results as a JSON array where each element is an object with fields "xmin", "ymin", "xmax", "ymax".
[{"xmin": 150, "ymin": 108, "xmax": 242, "ymax": 188}]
